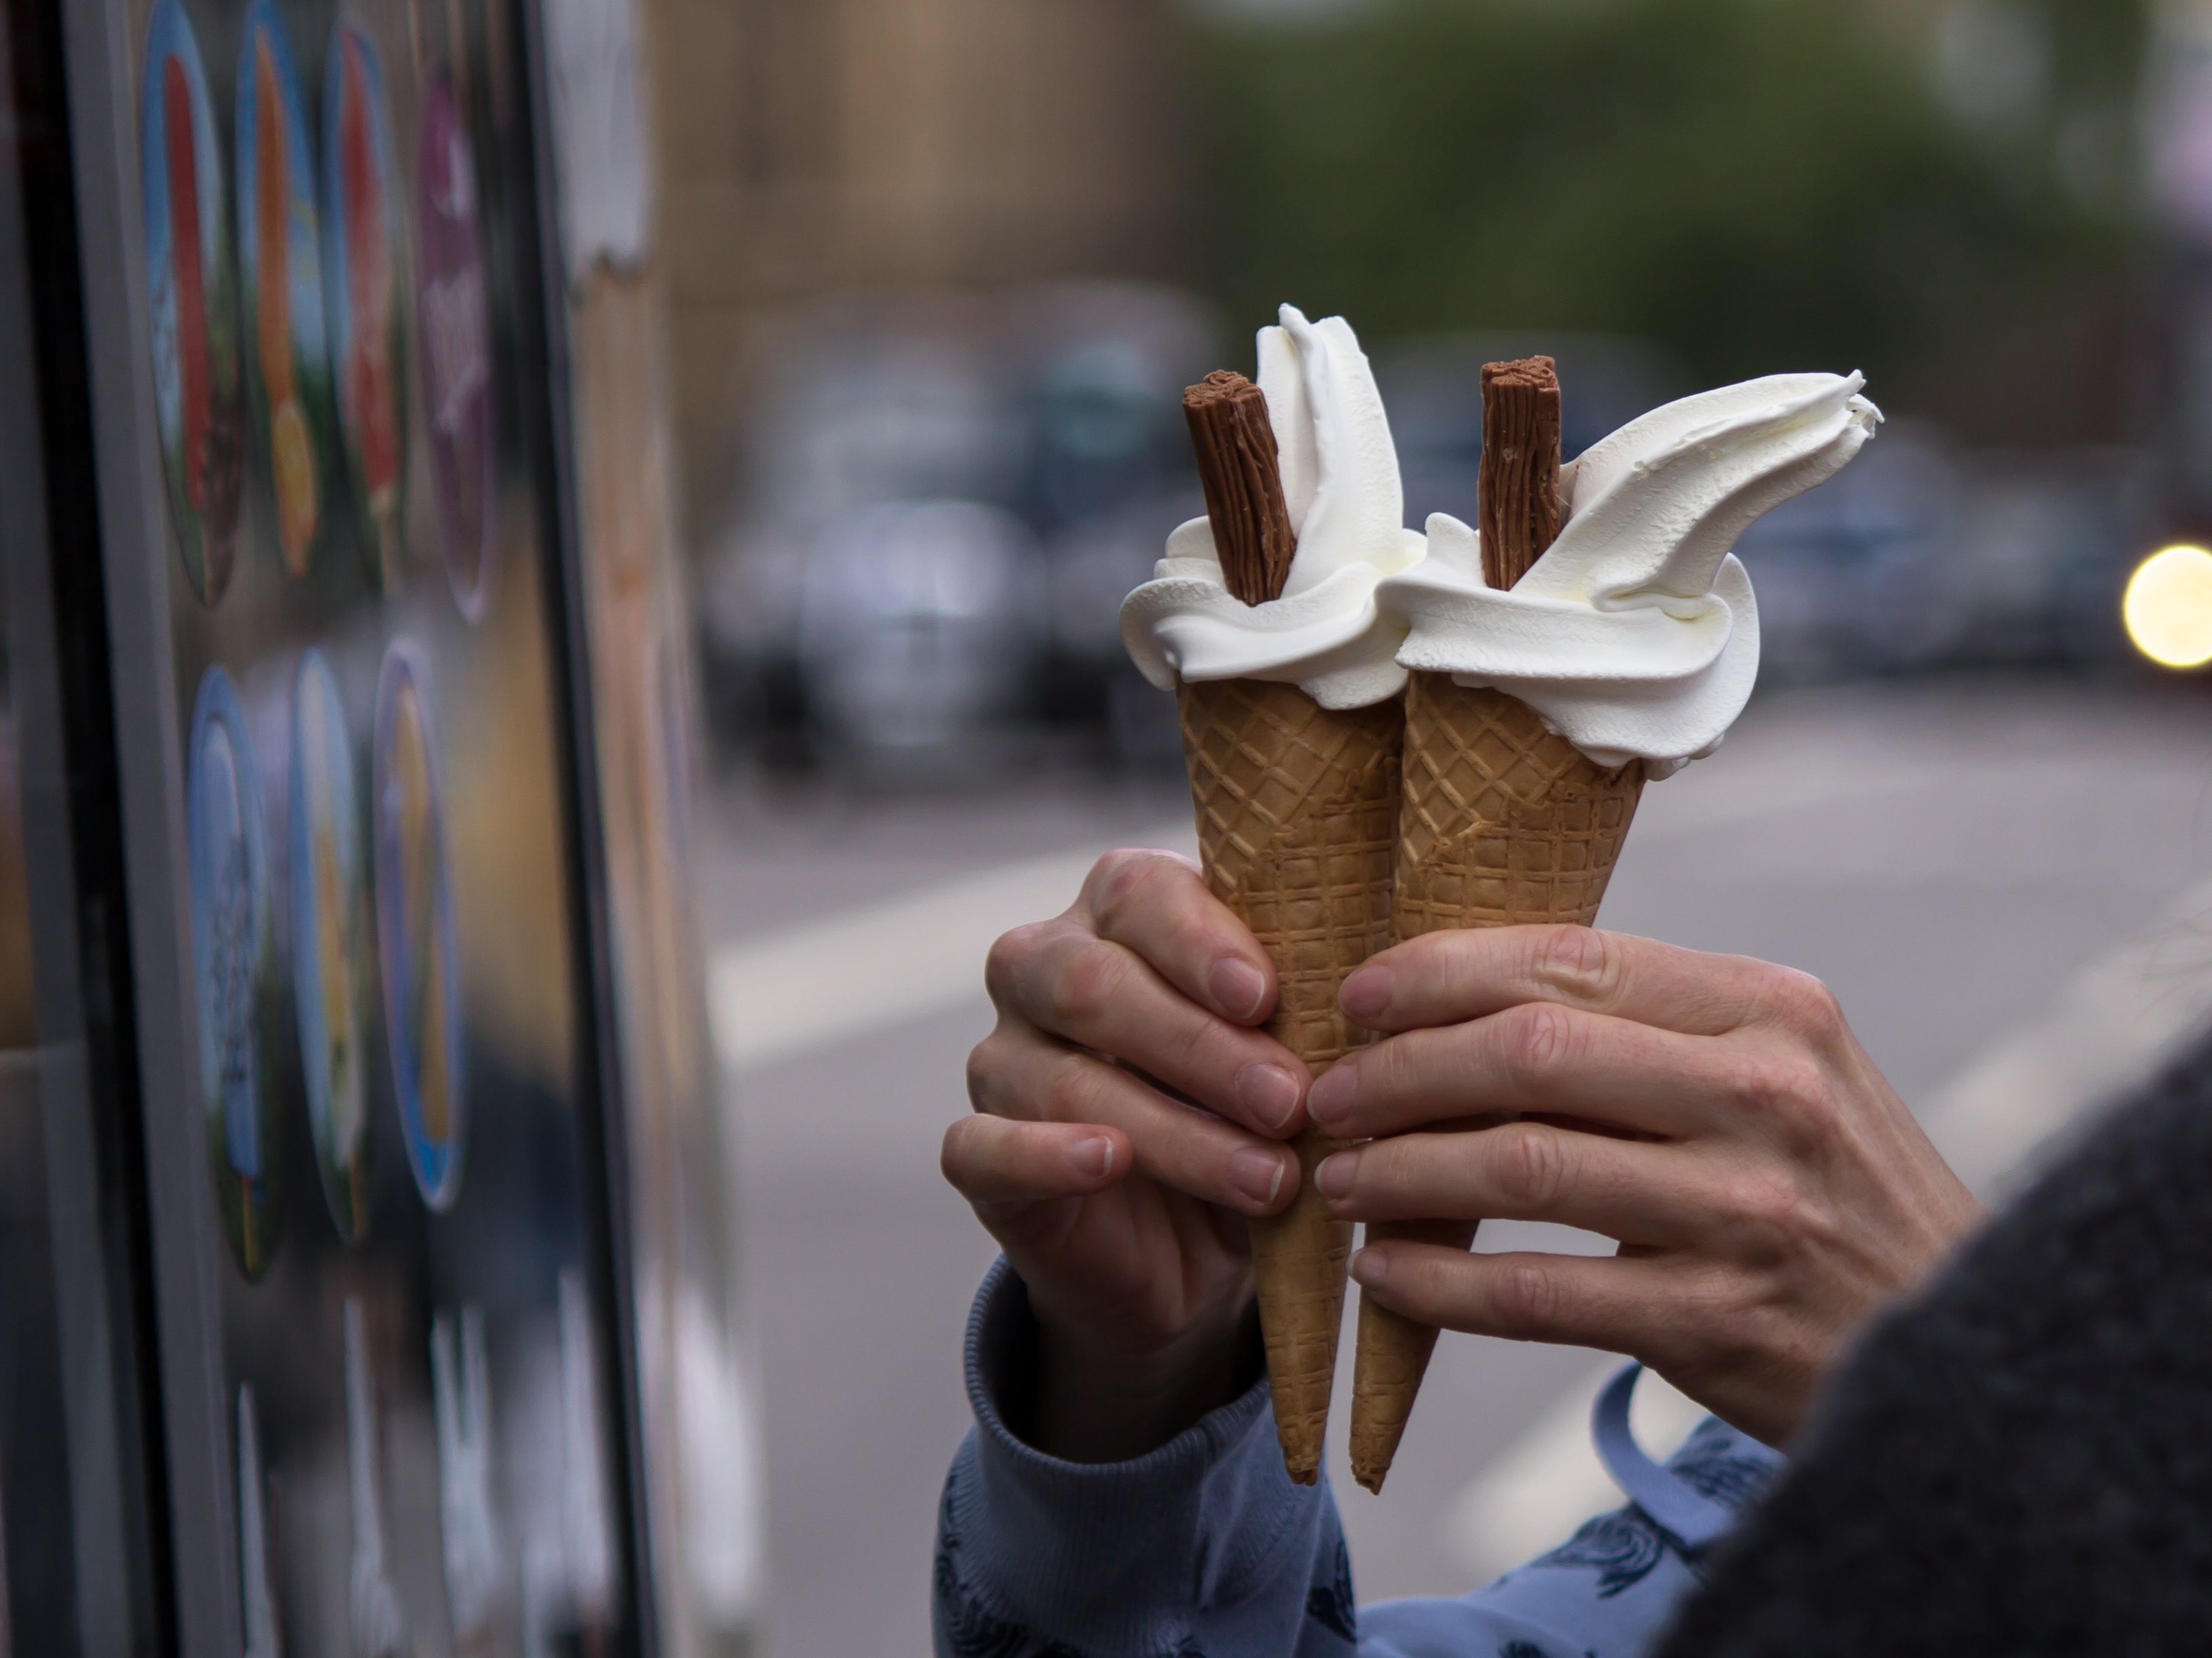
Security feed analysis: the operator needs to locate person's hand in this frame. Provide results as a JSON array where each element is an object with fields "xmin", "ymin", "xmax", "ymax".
[
  {"xmin": 1308, "ymin": 926, "xmax": 1983, "ymax": 1446},
  {"xmin": 945, "ymin": 849, "xmax": 1311, "ymax": 1462}
]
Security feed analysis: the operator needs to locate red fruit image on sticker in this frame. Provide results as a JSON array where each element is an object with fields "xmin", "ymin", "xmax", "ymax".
[
  {"xmin": 141, "ymin": 0, "xmax": 243, "ymax": 601},
  {"xmin": 322, "ymin": 20, "xmax": 407, "ymax": 588}
]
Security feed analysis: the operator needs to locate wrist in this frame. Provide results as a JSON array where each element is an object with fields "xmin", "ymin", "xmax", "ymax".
[{"xmin": 1029, "ymin": 1298, "xmax": 1262, "ymax": 1463}]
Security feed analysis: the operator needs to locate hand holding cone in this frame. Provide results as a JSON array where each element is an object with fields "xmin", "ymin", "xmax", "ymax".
[{"xmin": 1348, "ymin": 358, "xmax": 1647, "ymax": 1493}]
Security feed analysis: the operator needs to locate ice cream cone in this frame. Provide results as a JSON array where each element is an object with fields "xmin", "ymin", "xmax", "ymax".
[
  {"xmin": 1177, "ymin": 675, "xmax": 1402, "ymax": 1484},
  {"xmin": 1349, "ymin": 675, "xmax": 1644, "ymax": 1492}
]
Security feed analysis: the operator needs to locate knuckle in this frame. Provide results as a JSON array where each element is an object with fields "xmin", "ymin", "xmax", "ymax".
[
  {"xmin": 1735, "ymin": 1051, "xmax": 1845, "ymax": 1148},
  {"xmin": 1085, "ymin": 848, "xmax": 1191, "ymax": 933},
  {"xmin": 968, "ymin": 1028, "xmax": 1047, "ymax": 1120},
  {"xmin": 1729, "ymin": 1169, "xmax": 1814, "ymax": 1247},
  {"xmin": 1084, "ymin": 848, "xmax": 1152, "ymax": 916},
  {"xmin": 1763, "ymin": 966, "xmax": 1846, "ymax": 1043},
  {"xmin": 1169, "ymin": 1006, "xmax": 1223, "ymax": 1074},
  {"xmin": 1359, "ymin": 1040, "xmax": 1405, "ymax": 1105},
  {"xmin": 1041, "ymin": 1049, "xmax": 1104, "ymax": 1123},
  {"xmin": 939, "ymin": 1116, "xmax": 981, "ymax": 1182},
  {"xmin": 983, "ymin": 921, "xmax": 1051, "ymax": 1006},
  {"xmin": 1727, "ymin": 1051, "xmax": 1820, "ymax": 1115},
  {"xmin": 1660, "ymin": 1293, "xmax": 1756, "ymax": 1382},
  {"xmin": 1744, "ymin": 1173, "xmax": 1843, "ymax": 1260},
  {"xmin": 1493, "ymin": 1260, "xmax": 1563, "ymax": 1339},
  {"xmin": 963, "ymin": 1035, "xmax": 1002, "ymax": 1112},
  {"xmin": 1528, "ymin": 925, "xmax": 1622, "ymax": 1006},
  {"xmin": 1493, "ymin": 1124, "xmax": 1569, "ymax": 1209},
  {"xmin": 1499, "ymin": 1000, "xmax": 1578, "ymax": 1082},
  {"xmin": 1044, "ymin": 941, "xmax": 1133, "ymax": 1031},
  {"xmin": 1398, "ymin": 1241, "xmax": 1454, "ymax": 1302},
  {"xmin": 1710, "ymin": 1277, "xmax": 1780, "ymax": 1357}
]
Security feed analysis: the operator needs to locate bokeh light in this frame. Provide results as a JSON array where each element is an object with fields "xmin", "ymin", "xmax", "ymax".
[{"xmin": 2123, "ymin": 546, "xmax": 2212, "ymax": 671}]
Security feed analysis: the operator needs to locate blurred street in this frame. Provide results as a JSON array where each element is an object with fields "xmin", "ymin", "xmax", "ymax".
[{"xmin": 699, "ymin": 672, "xmax": 2212, "ymax": 1658}]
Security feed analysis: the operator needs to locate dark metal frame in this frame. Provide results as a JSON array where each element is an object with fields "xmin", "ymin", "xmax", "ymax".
[
  {"xmin": 0, "ymin": 0, "xmax": 170, "ymax": 1647},
  {"xmin": 511, "ymin": 0, "xmax": 662, "ymax": 1648}
]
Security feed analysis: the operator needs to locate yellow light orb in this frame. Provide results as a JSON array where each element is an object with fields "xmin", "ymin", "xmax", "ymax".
[{"xmin": 2123, "ymin": 545, "xmax": 2212, "ymax": 670}]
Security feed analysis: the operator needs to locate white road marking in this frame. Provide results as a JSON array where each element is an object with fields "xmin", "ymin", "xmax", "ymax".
[
  {"xmin": 707, "ymin": 829, "xmax": 1192, "ymax": 1074},
  {"xmin": 707, "ymin": 738, "xmax": 2211, "ymax": 1079},
  {"xmin": 699, "ymin": 758, "xmax": 1946, "ymax": 1081}
]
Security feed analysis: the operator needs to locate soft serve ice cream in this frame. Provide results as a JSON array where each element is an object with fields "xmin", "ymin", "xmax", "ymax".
[
  {"xmin": 1378, "ymin": 372, "xmax": 1881, "ymax": 776},
  {"xmin": 1121, "ymin": 305, "xmax": 1424, "ymax": 710}
]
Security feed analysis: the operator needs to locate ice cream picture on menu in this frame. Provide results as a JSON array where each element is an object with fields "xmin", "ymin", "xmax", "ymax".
[
  {"xmin": 324, "ymin": 19, "xmax": 408, "ymax": 590},
  {"xmin": 237, "ymin": 0, "xmax": 332, "ymax": 578},
  {"xmin": 1122, "ymin": 307, "xmax": 1879, "ymax": 1488},
  {"xmin": 141, "ymin": 0, "xmax": 244, "ymax": 604}
]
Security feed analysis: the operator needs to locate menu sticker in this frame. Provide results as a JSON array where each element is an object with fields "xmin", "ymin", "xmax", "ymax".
[
  {"xmin": 416, "ymin": 71, "xmax": 498, "ymax": 620},
  {"xmin": 189, "ymin": 666, "xmax": 282, "ymax": 1275},
  {"xmin": 291, "ymin": 649, "xmax": 371, "ymax": 1241},
  {"xmin": 142, "ymin": 0, "xmax": 244, "ymax": 603},
  {"xmin": 371, "ymin": 645, "xmax": 466, "ymax": 1211},
  {"xmin": 237, "ymin": 1, "xmax": 333, "ymax": 578},
  {"xmin": 323, "ymin": 20, "xmax": 409, "ymax": 590}
]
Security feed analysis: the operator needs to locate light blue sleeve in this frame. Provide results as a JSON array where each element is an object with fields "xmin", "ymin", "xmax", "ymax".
[{"xmin": 934, "ymin": 1261, "xmax": 1784, "ymax": 1658}]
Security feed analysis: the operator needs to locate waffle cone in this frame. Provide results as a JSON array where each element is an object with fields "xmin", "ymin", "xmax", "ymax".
[
  {"xmin": 1176, "ymin": 677, "xmax": 1402, "ymax": 1484},
  {"xmin": 1350, "ymin": 673, "xmax": 1645, "ymax": 1492}
]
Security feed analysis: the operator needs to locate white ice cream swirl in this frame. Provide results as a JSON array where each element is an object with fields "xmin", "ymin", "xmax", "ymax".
[
  {"xmin": 1120, "ymin": 305, "xmax": 1423, "ymax": 711},
  {"xmin": 1378, "ymin": 373, "xmax": 1882, "ymax": 776}
]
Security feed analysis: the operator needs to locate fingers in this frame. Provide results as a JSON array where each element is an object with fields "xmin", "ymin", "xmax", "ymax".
[
  {"xmin": 1308, "ymin": 1004, "xmax": 1738, "ymax": 1142},
  {"xmin": 1350, "ymin": 1241, "xmax": 1678, "ymax": 1357},
  {"xmin": 1315, "ymin": 1121, "xmax": 1711, "ymax": 1243},
  {"xmin": 966, "ymin": 1022, "xmax": 1298, "ymax": 1217},
  {"xmin": 1342, "ymin": 926, "xmax": 1829, "ymax": 1043},
  {"xmin": 941, "ymin": 1114, "xmax": 1130, "ymax": 1211},
  {"xmin": 1079, "ymin": 849, "xmax": 1277, "ymax": 1025},
  {"xmin": 987, "ymin": 894, "xmax": 1307, "ymax": 1139}
]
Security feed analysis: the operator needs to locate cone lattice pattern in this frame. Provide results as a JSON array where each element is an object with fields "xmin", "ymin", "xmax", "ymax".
[
  {"xmin": 1394, "ymin": 677, "xmax": 1645, "ymax": 935},
  {"xmin": 1178, "ymin": 677, "xmax": 1402, "ymax": 1484},
  {"xmin": 1350, "ymin": 673, "xmax": 1645, "ymax": 1492}
]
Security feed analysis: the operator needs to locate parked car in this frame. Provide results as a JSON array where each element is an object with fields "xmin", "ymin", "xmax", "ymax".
[
  {"xmin": 699, "ymin": 284, "xmax": 1218, "ymax": 774},
  {"xmin": 698, "ymin": 302, "xmax": 2153, "ymax": 778},
  {"xmin": 796, "ymin": 500, "xmax": 1046, "ymax": 776},
  {"xmin": 1736, "ymin": 430, "xmax": 2152, "ymax": 681}
]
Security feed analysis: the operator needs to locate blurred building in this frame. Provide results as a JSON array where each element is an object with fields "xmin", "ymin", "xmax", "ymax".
[{"xmin": 641, "ymin": 0, "xmax": 1191, "ymax": 542}]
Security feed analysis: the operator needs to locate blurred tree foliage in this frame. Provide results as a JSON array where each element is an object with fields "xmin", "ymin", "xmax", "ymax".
[{"xmin": 1191, "ymin": 0, "xmax": 2152, "ymax": 441}]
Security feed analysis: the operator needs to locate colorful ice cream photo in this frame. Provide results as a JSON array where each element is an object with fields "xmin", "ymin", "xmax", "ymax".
[
  {"xmin": 372, "ymin": 644, "xmax": 466, "ymax": 1211},
  {"xmin": 236, "ymin": 1, "xmax": 333, "ymax": 578},
  {"xmin": 415, "ymin": 70, "xmax": 497, "ymax": 620},
  {"xmin": 189, "ymin": 666, "xmax": 281, "ymax": 1276},
  {"xmin": 141, "ymin": 0, "xmax": 244, "ymax": 603},
  {"xmin": 323, "ymin": 19, "xmax": 409, "ymax": 590},
  {"xmin": 290, "ymin": 649, "xmax": 370, "ymax": 1241}
]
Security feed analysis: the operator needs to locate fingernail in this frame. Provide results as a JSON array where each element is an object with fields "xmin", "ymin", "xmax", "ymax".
[
  {"xmin": 1235, "ymin": 1063, "xmax": 1302, "ymax": 1132},
  {"xmin": 1230, "ymin": 1148, "xmax": 1288, "ymax": 1207},
  {"xmin": 1351, "ymin": 1247, "xmax": 1389, "ymax": 1287},
  {"xmin": 1210, "ymin": 957, "xmax": 1269, "ymax": 1021},
  {"xmin": 1315, "ymin": 1151, "xmax": 1357, "ymax": 1201},
  {"xmin": 1307, "ymin": 1064, "xmax": 1357, "ymax": 1131},
  {"xmin": 1341, "ymin": 964, "xmax": 1393, "ymax": 1022},
  {"xmin": 1069, "ymin": 1136, "xmax": 1114, "ymax": 1180}
]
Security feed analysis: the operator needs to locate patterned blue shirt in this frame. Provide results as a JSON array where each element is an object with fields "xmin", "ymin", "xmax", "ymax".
[{"xmin": 935, "ymin": 1260, "xmax": 1784, "ymax": 1658}]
